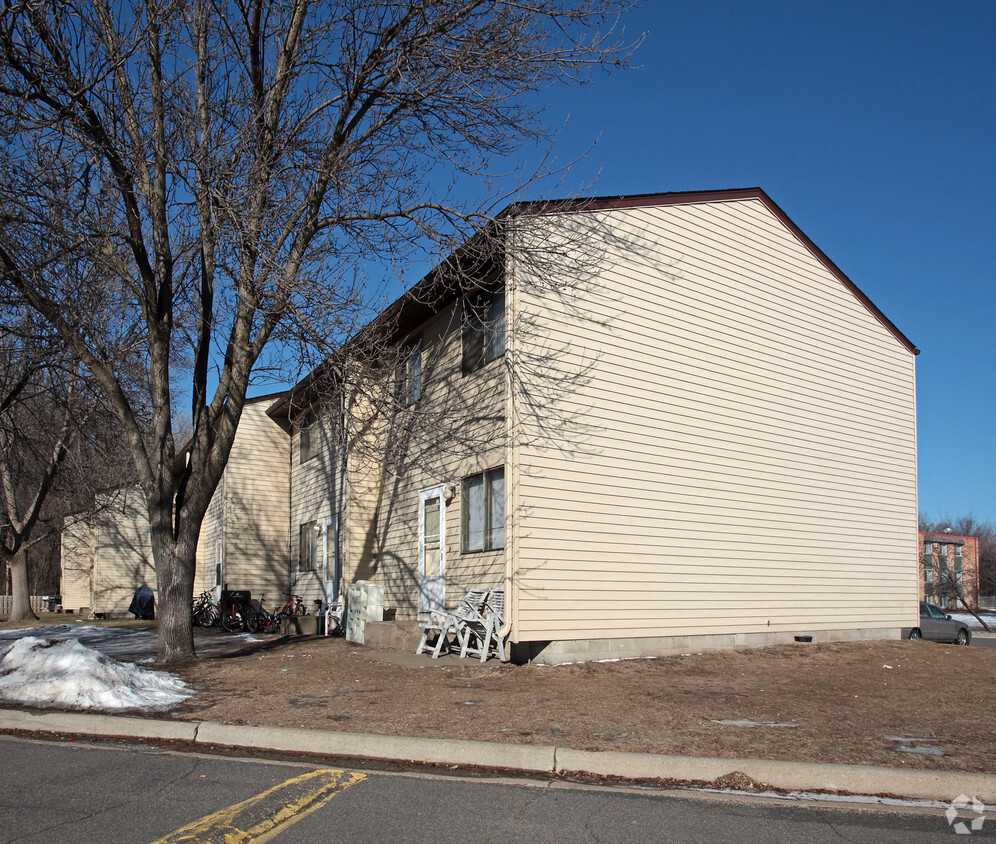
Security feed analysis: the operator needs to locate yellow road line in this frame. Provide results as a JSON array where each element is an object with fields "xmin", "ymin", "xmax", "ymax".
[{"xmin": 151, "ymin": 767, "xmax": 366, "ymax": 844}]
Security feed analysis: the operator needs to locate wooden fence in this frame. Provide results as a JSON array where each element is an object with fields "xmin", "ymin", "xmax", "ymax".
[{"xmin": 0, "ymin": 595, "xmax": 49, "ymax": 614}]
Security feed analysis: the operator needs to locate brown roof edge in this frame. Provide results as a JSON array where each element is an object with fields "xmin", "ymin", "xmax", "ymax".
[
  {"xmin": 921, "ymin": 532, "xmax": 978, "ymax": 544},
  {"xmin": 245, "ymin": 389, "xmax": 290, "ymax": 406},
  {"xmin": 171, "ymin": 389, "xmax": 293, "ymax": 469},
  {"xmin": 276, "ymin": 186, "xmax": 919, "ymax": 406},
  {"xmin": 751, "ymin": 190, "xmax": 919, "ymax": 357},
  {"xmin": 509, "ymin": 187, "xmax": 919, "ymax": 356}
]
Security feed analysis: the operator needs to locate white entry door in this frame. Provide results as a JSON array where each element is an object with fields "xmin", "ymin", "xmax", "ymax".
[{"xmin": 418, "ymin": 486, "xmax": 446, "ymax": 613}]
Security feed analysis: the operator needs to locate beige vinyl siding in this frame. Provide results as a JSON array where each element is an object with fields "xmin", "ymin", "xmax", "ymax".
[
  {"xmin": 195, "ymin": 473, "xmax": 225, "ymax": 594},
  {"xmin": 509, "ymin": 197, "xmax": 918, "ymax": 642},
  {"xmin": 289, "ymin": 405, "xmax": 343, "ymax": 607},
  {"xmin": 219, "ymin": 401, "xmax": 290, "ymax": 602},
  {"xmin": 60, "ymin": 517, "xmax": 95, "ymax": 612},
  {"xmin": 192, "ymin": 397, "xmax": 291, "ymax": 603},
  {"xmin": 91, "ymin": 487, "xmax": 156, "ymax": 616},
  {"xmin": 361, "ymin": 300, "xmax": 506, "ymax": 620}
]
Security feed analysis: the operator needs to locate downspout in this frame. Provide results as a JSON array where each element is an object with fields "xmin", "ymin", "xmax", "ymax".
[
  {"xmin": 339, "ymin": 361, "xmax": 352, "ymax": 597},
  {"xmin": 498, "ymin": 232, "xmax": 515, "ymax": 653}
]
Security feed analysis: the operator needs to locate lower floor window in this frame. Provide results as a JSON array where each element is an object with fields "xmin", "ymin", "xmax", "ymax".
[
  {"xmin": 463, "ymin": 466, "xmax": 505, "ymax": 552},
  {"xmin": 299, "ymin": 522, "xmax": 319, "ymax": 571}
]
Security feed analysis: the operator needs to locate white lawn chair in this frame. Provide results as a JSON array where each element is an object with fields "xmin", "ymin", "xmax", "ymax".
[
  {"xmin": 416, "ymin": 588, "xmax": 488, "ymax": 658},
  {"xmin": 459, "ymin": 587, "xmax": 506, "ymax": 662}
]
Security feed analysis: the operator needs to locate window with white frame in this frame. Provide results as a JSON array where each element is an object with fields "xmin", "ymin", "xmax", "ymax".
[
  {"xmin": 462, "ymin": 286, "xmax": 505, "ymax": 374},
  {"xmin": 299, "ymin": 521, "xmax": 319, "ymax": 571},
  {"xmin": 923, "ymin": 543, "xmax": 934, "ymax": 601},
  {"xmin": 463, "ymin": 466, "xmax": 505, "ymax": 552}
]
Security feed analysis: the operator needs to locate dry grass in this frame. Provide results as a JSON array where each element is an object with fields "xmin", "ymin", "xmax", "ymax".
[{"xmin": 168, "ymin": 637, "xmax": 996, "ymax": 773}]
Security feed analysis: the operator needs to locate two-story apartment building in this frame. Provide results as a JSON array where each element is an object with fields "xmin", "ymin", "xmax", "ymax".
[
  {"xmin": 62, "ymin": 393, "xmax": 290, "ymax": 616},
  {"xmin": 277, "ymin": 187, "xmax": 920, "ymax": 663}
]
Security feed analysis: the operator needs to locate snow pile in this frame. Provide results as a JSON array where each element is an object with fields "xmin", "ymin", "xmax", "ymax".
[
  {"xmin": 948, "ymin": 611, "xmax": 996, "ymax": 633},
  {"xmin": 0, "ymin": 636, "xmax": 193, "ymax": 712},
  {"xmin": 0, "ymin": 624, "xmax": 159, "ymax": 661}
]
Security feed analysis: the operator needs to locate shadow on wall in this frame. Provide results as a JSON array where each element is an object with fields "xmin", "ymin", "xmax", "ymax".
[
  {"xmin": 342, "ymin": 211, "xmax": 634, "ymax": 617},
  {"xmin": 91, "ymin": 488, "xmax": 155, "ymax": 617},
  {"xmin": 223, "ymin": 482, "xmax": 292, "ymax": 601}
]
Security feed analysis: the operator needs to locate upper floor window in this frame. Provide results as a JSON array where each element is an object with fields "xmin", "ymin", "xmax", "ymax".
[
  {"xmin": 462, "ymin": 286, "xmax": 505, "ymax": 374},
  {"xmin": 299, "ymin": 409, "xmax": 317, "ymax": 463},
  {"xmin": 400, "ymin": 338, "xmax": 422, "ymax": 405}
]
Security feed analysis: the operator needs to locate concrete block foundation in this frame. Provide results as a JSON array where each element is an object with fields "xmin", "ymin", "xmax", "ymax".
[{"xmin": 510, "ymin": 627, "xmax": 904, "ymax": 665}]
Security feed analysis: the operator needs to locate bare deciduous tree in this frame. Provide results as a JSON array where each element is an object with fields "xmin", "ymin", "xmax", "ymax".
[
  {"xmin": 0, "ymin": 0, "xmax": 637, "ymax": 660},
  {"xmin": 0, "ymin": 303, "xmax": 135, "ymax": 622}
]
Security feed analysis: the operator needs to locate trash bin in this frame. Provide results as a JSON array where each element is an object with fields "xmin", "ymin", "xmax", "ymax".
[
  {"xmin": 128, "ymin": 585, "xmax": 155, "ymax": 620},
  {"xmin": 43, "ymin": 595, "xmax": 62, "ymax": 612},
  {"xmin": 345, "ymin": 581, "xmax": 384, "ymax": 644},
  {"xmin": 220, "ymin": 590, "xmax": 251, "ymax": 614}
]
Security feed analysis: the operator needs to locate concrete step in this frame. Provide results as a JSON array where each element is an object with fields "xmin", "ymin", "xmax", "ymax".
[
  {"xmin": 281, "ymin": 615, "xmax": 320, "ymax": 635},
  {"xmin": 363, "ymin": 620, "xmax": 422, "ymax": 652}
]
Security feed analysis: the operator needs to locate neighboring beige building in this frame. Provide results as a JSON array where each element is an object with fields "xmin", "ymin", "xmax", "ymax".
[
  {"xmin": 281, "ymin": 188, "xmax": 920, "ymax": 663},
  {"xmin": 193, "ymin": 393, "xmax": 291, "ymax": 606},
  {"xmin": 60, "ymin": 486, "xmax": 154, "ymax": 616},
  {"xmin": 61, "ymin": 393, "xmax": 291, "ymax": 615}
]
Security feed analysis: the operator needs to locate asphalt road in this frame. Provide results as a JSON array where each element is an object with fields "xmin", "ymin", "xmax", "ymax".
[{"xmin": 1, "ymin": 735, "xmax": 991, "ymax": 843}]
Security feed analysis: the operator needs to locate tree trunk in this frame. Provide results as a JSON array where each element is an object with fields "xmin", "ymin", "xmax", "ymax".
[
  {"xmin": 154, "ymin": 538, "xmax": 197, "ymax": 663},
  {"xmin": 6, "ymin": 547, "xmax": 38, "ymax": 623}
]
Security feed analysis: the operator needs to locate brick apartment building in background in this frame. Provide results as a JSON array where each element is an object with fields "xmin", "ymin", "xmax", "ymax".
[{"xmin": 919, "ymin": 532, "xmax": 980, "ymax": 609}]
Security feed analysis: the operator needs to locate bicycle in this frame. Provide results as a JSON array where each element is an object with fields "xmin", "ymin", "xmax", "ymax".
[
  {"xmin": 251, "ymin": 594, "xmax": 284, "ymax": 634},
  {"xmin": 220, "ymin": 595, "xmax": 256, "ymax": 633},
  {"xmin": 322, "ymin": 597, "xmax": 345, "ymax": 637},
  {"xmin": 192, "ymin": 591, "xmax": 220, "ymax": 627},
  {"xmin": 278, "ymin": 593, "xmax": 307, "ymax": 617}
]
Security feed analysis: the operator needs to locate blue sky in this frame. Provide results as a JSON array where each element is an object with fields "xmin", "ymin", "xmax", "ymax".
[
  {"xmin": 506, "ymin": 1, "xmax": 995, "ymax": 524},
  {"xmin": 254, "ymin": 2, "xmax": 992, "ymax": 524}
]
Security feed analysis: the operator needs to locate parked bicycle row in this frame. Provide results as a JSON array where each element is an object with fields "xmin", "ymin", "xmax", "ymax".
[{"xmin": 191, "ymin": 590, "xmax": 344, "ymax": 635}]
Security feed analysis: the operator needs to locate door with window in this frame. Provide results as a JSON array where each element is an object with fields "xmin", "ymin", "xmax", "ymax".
[{"xmin": 418, "ymin": 486, "xmax": 446, "ymax": 613}]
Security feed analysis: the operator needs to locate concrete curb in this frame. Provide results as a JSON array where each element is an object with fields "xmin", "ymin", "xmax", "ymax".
[
  {"xmin": 194, "ymin": 721, "xmax": 557, "ymax": 773},
  {"xmin": 2, "ymin": 708, "xmax": 994, "ymax": 803},
  {"xmin": 555, "ymin": 747, "xmax": 996, "ymax": 802},
  {"xmin": 0, "ymin": 708, "xmax": 198, "ymax": 741}
]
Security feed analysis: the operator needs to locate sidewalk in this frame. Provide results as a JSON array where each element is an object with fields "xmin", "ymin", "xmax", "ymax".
[
  {"xmin": 2, "ymin": 625, "xmax": 995, "ymax": 805},
  {"xmin": 2, "ymin": 705, "xmax": 994, "ymax": 804}
]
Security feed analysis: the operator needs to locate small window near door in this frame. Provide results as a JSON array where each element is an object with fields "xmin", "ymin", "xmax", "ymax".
[
  {"xmin": 463, "ymin": 466, "xmax": 505, "ymax": 552},
  {"xmin": 299, "ymin": 522, "xmax": 319, "ymax": 571}
]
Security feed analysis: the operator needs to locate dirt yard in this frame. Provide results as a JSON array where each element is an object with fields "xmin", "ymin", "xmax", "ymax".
[{"xmin": 167, "ymin": 635, "xmax": 996, "ymax": 774}]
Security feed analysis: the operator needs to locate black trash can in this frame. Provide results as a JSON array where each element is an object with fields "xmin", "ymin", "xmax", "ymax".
[
  {"xmin": 220, "ymin": 590, "xmax": 251, "ymax": 614},
  {"xmin": 128, "ymin": 585, "xmax": 155, "ymax": 620}
]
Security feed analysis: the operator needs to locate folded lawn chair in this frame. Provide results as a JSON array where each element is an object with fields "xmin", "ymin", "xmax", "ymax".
[
  {"xmin": 459, "ymin": 587, "xmax": 505, "ymax": 662},
  {"xmin": 416, "ymin": 588, "xmax": 489, "ymax": 658}
]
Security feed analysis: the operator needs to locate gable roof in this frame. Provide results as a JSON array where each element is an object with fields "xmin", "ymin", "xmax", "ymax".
[
  {"xmin": 272, "ymin": 187, "xmax": 918, "ymax": 419},
  {"xmin": 508, "ymin": 187, "xmax": 918, "ymax": 355}
]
